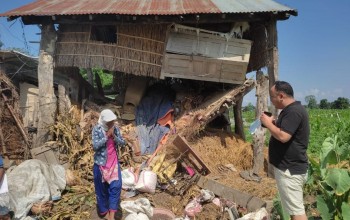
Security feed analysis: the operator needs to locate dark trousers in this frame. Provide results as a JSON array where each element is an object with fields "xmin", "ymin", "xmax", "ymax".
[{"xmin": 93, "ymin": 163, "xmax": 122, "ymax": 214}]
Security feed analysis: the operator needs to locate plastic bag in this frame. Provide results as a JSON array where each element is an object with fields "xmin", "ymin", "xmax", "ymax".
[
  {"xmin": 135, "ymin": 170, "xmax": 157, "ymax": 194},
  {"xmin": 121, "ymin": 168, "xmax": 136, "ymax": 189}
]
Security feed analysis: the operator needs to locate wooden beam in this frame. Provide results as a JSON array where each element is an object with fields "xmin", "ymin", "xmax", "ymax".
[
  {"xmin": 197, "ymin": 176, "xmax": 266, "ymax": 212},
  {"xmin": 267, "ymin": 19, "xmax": 278, "ymax": 102},
  {"xmin": 200, "ymin": 79, "xmax": 255, "ymax": 126},
  {"xmin": 233, "ymin": 97, "xmax": 245, "ymax": 140},
  {"xmin": 267, "ymin": 19, "xmax": 278, "ymax": 178},
  {"xmin": 22, "ymin": 13, "xmax": 287, "ymax": 25},
  {"xmin": 252, "ymin": 70, "xmax": 269, "ymax": 175}
]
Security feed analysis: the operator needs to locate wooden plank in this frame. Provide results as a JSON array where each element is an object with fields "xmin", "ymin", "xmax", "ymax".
[
  {"xmin": 161, "ymin": 53, "xmax": 246, "ymax": 84},
  {"xmin": 31, "ymin": 145, "xmax": 59, "ymax": 164},
  {"xmin": 172, "ymin": 135, "xmax": 212, "ymax": 175},
  {"xmin": 166, "ymin": 31, "xmax": 252, "ymax": 61},
  {"xmin": 30, "ymin": 142, "xmax": 69, "ymax": 168},
  {"xmin": 197, "ymin": 176, "xmax": 266, "ymax": 212}
]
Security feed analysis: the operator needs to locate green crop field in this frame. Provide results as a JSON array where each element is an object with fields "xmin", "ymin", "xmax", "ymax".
[{"xmin": 241, "ymin": 109, "xmax": 350, "ymax": 157}]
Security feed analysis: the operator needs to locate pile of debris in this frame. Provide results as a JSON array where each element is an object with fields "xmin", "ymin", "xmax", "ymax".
[
  {"xmin": 45, "ymin": 78, "xmax": 276, "ymax": 219},
  {"xmin": 0, "ymin": 72, "xmax": 278, "ymax": 219}
]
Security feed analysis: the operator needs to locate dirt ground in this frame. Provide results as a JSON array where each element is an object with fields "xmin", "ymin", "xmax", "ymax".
[{"xmin": 90, "ymin": 131, "xmax": 277, "ymax": 220}]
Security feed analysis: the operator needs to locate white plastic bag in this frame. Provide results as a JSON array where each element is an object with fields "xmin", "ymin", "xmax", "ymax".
[
  {"xmin": 135, "ymin": 170, "xmax": 157, "ymax": 194},
  {"xmin": 125, "ymin": 212, "xmax": 149, "ymax": 220},
  {"xmin": 121, "ymin": 168, "xmax": 136, "ymax": 189},
  {"xmin": 120, "ymin": 198, "xmax": 153, "ymax": 218}
]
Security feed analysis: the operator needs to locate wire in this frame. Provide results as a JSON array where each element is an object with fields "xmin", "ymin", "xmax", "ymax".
[
  {"xmin": 0, "ymin": 20, "xmax": 39, "ymax": 54},
  {"xmin": 20, "ymin": 19, "xmax": 30, "ymax": 54}
]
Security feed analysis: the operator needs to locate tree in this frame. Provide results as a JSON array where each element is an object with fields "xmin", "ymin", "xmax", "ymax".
[
  {"xmin": 243, "ymin": 102, "xmax": 255, "ymax": 112},
  {"xmin": 305, "ymin": 95, "xmax": 318, "ymax": 109},
  {"xmin": 79, "ymin": 68, "xmax": 113, "ymax": 90},
  {"xmin": 319, "ymin": 99, "xmax": 330, "ymax": 109},
  {"xmin": 331, "ymin": 97, "xmax": 350, "ymax": 109}
]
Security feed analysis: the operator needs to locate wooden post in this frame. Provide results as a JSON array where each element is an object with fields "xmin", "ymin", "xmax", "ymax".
[
  {"xmin": 95, "ymin": 72, "xmax": 104, "ymax": 97},
  {"xmin": 234, "ymin": 97, "xmax": 245, "ymax": 140},
  {"xmin": 58, "ymin": 84, "xmax": 71, "ymax": 115},
  {"xmin": 267, "ymin": 19, "xmax": 279, "ymax": 114},
  {"xmin": 267, "ymin": 19, "xmax": 279, "ymax": 178},
  {"xmin": 252, "ymin": 71, "xmax": 269, "ymax": 175},
  {"xmin": 35, "ymin": 24, "xmax": 57, "ymax": 148},
  {"xmin": 87, "ymin": 68, "xmax": 94, "ymax": 85}
]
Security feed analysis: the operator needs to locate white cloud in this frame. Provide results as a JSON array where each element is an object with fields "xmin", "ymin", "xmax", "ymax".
[{"xmin": 299, "ymin": 87, "xmax": 347, "ymax": 103}]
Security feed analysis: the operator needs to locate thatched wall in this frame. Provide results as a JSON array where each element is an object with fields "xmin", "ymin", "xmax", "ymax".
[{"xmin": 55, "ymin": 24, "xmax": 168, "ymax": 78}]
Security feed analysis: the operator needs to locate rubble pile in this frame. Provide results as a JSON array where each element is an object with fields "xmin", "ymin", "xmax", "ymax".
[
  {"xmin": 45, "ymin": 79, "xmax": 275, "ymax": 219},
  {"xmin": 0, "ymin": 75, "xmax": 277, "ymax": 219}
]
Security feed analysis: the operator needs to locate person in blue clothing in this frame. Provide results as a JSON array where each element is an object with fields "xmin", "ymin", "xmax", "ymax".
[{"xmin": 92, "ymin": 109, "xmax": 128, "ymax": 220}]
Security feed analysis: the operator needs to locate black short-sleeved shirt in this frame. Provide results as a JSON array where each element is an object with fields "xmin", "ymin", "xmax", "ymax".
[{"xmin": 269, "ymin": 101, "xmax": 310, "ymax": 175}]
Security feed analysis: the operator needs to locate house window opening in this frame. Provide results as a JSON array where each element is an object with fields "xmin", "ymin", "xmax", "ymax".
[{"xmin": 90, "ymin": 25, "xmax": 117, "ymax": 43}]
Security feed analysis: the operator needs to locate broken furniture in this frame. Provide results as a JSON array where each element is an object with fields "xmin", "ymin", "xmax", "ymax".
[{"xmin": 172, "ymin": 134, "xmax": 212, "ymax": 175}]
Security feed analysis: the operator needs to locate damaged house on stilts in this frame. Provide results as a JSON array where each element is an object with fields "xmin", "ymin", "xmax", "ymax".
[{"xmin": 0, "ymin": 0, "xmax": 297, "ymax": 218}]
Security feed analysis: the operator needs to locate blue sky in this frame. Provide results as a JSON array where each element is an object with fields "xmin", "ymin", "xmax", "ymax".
[{"xmin": 1, "ymin": 0, "xmax": 350, "ymax": 105}]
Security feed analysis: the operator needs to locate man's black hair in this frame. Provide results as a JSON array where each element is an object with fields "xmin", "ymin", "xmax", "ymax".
[{"xmin": 274, "ymin": 81, "xmax": 294, "ymax": 97}]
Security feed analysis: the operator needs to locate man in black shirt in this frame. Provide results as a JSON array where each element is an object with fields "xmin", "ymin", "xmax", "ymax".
[{"xmin": 261, "ymin": 81, "xmax": 309, "ymax": 220}]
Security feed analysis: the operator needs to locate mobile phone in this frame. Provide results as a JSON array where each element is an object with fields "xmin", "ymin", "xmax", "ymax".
[
  {"xmin": 263, "ymin": 111, "xmax": 272, "ymax": 117},
  {"xmin": 262, "ymin": 111, "xmax": 272, "ymax": 127}
]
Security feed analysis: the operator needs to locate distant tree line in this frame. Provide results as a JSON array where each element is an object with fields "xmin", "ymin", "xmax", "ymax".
[
  {"xmin": 305, "ymin": 95, "xmax": 350, "ymax": 109},
  {"xmin": 243, "ymin": 95, "xmax": 350, "ymax": 111}
]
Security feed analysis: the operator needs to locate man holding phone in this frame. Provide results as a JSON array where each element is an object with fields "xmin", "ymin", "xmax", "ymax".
[{"xmin": 260, "ymin": 81, "xmax": 309, "ymax": 220}]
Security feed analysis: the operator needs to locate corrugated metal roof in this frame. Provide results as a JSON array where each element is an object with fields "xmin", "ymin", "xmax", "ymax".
[{"xmin": 0, "ymin": 0, "xmax": 296, "ymax": 17}]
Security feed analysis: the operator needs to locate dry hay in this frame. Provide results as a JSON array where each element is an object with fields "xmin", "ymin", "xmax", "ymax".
[{"xmin": 188, "ymin": 131, "xmax": 277, "ymax": 201}]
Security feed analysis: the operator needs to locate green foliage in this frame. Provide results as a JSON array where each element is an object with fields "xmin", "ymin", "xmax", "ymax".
[
  {"xmin": 271, "ymin": 193, "xmax": 290, "ymax": 220},
  {"xmin": 243, "ymin": 103, "xmax": 255, "ymax": 112},
  {"xmin": 303, "ymin": 96, "xmax": 349, "ymax": 110},
  {"xmin": 332, "ymin": 97, "xmax": 350, "ymax": 109},
  {"xmin": 306, "ymin": 135, "xmax": 350, "ymax": 220},
  {"xmin": 305, "ymin": 95, "xmax": 318, "ymax": 109},
  {"xmin": 319, "ymin": 99, "xmax": 331, "ymax": 109},
  {"xmin": 307, "ymin": 109, "xmax": 350, "ymax": 157},
  {"xmin": 241, "ymin": 109, "xmax": 255, "ymax": 143},
  {"xmin": 79, "ymin": 68, "xmax": 114, "ymax": 90}
]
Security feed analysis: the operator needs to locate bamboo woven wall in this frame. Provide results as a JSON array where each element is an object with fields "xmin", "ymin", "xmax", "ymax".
[
  {"xmin": 115, "ymin": 24, "xmax": 167, "ymax": 78},
  {"xmin": 55, "ymin": 24, "xmax": 168, "ymax": 78}
]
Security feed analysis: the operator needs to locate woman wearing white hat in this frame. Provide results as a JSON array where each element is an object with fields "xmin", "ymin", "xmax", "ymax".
[{"xmin": 92, "ymin": 109, "xmax": 126, "ymax": 220}]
